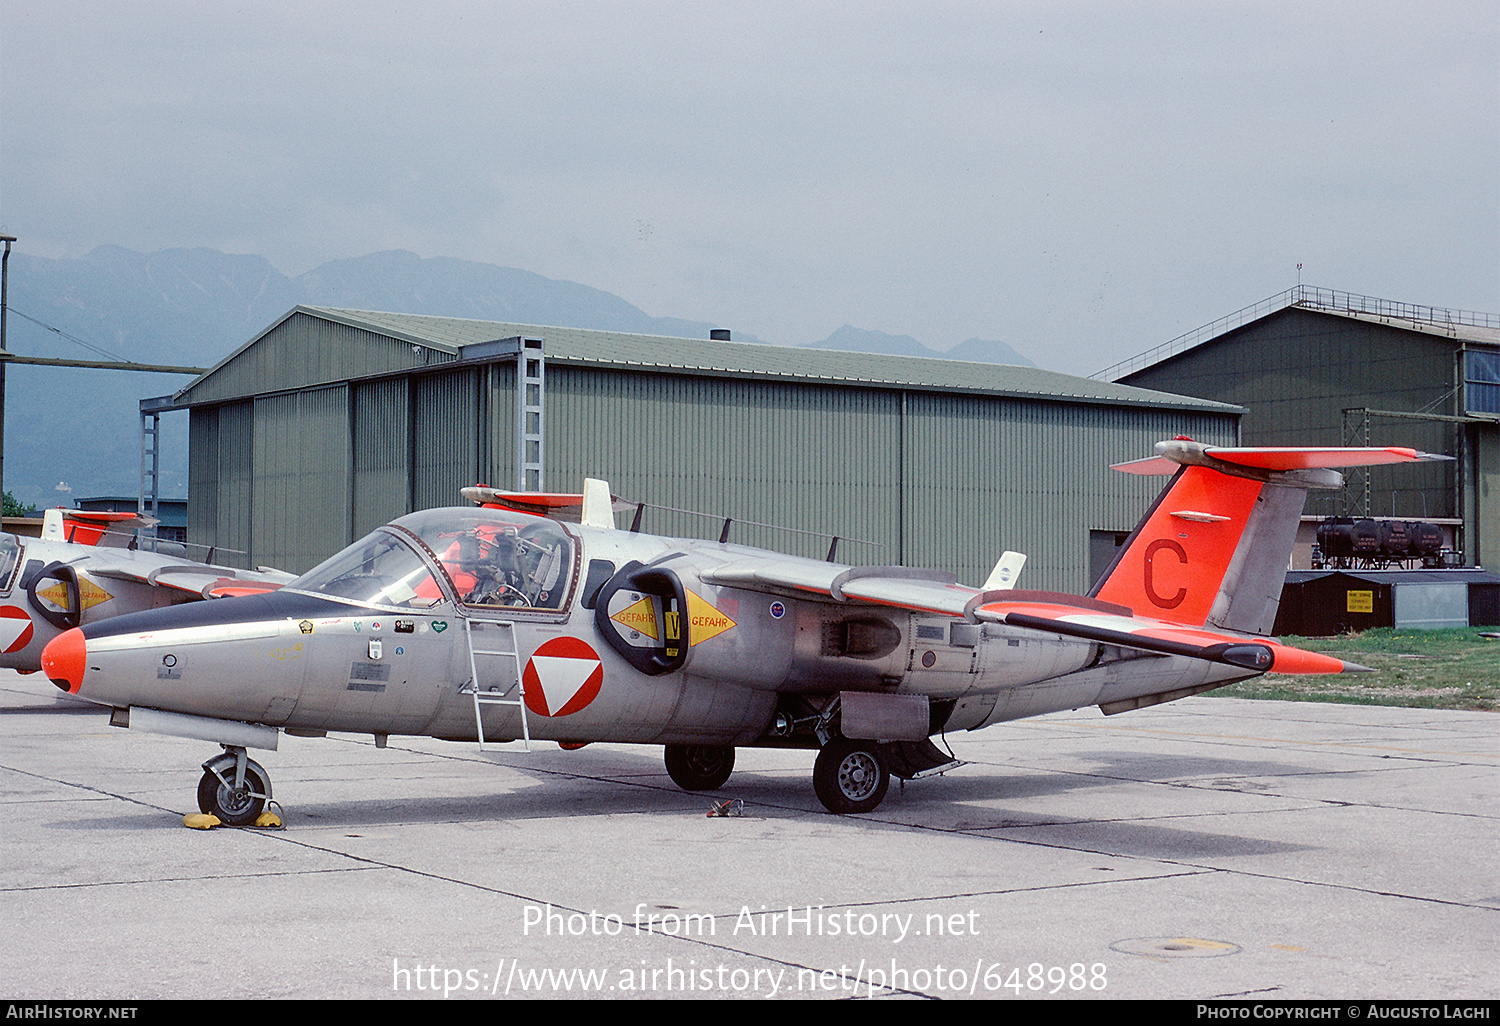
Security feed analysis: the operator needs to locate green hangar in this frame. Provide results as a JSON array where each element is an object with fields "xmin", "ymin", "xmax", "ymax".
[
  {"xmin": 1104, "ymin": 287, "xmax": 1500, "ymax": 570},
  {"xmin": 154, "ymin": 306, "xmax": 1240, "ymax": 588}
]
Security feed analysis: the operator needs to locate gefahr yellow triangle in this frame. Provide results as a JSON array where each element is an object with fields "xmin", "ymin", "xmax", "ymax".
[
  {"xmin": 38, "ymin": 577, "xmax": 113, "ymax": 613},
  {"xmin": 686, "ymin": 590, "xmax": 736, "ymax": 645},
  {"xmin": 610, "ymin": 596, "xmax": 660, "ymax": 641}
]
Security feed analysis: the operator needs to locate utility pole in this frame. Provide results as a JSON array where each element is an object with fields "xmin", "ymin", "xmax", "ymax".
[
  {"xmin": 0, "ymin": 240, "xmax": 203, "ymax": 522},
  {"xmin": 0, "ymin": 234, "xmax": 14, "ymax": 507}
]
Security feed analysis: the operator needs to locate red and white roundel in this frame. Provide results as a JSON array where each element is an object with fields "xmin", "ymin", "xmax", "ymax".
[
  {"xmin": 521, "ymin": 637, "xmax": 603, "ymax": 717},
  {"xmin": 0, "ymin": 606, "xmax": 34, "ymax": 655}
]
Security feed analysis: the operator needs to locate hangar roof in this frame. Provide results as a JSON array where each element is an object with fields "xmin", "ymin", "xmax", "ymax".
[
  {"xmin": 172, "ymin": 305, "xmax": 1239, "ymax": 414},
  {"xmin": 1096, "ymin": 286, "xmax": 1500, "ymax": 382}
]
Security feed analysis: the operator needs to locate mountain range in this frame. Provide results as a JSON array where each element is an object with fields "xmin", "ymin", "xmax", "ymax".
[{"xmin": 2, "ymin": 246, "xmax": 1032, "ymax": 508}]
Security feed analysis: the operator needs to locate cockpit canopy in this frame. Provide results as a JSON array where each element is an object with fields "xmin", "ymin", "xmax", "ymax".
[
  {"xmin": 289, "ymin": 508, "xmax": 576, "ymax": 611},
  {"xmin": 0, "ymin": 533, "xmax": 20, "ymax": 592}
]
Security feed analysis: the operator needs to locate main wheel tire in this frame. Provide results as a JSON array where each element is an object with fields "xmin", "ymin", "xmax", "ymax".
[
  {"xmin": 813, "ymin": 739, "xmax": 889, "ymax": 814},
  {"xmin": 664, "ymin": 744, "xmax": 735, "ymax": 791},
  {"xmin": 197, "ymin": 761, "xmax": 269, "ymax": 826}
]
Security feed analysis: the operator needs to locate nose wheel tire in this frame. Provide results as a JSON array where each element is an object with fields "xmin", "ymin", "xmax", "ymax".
[
  {"xmin": 813, "ymin": 739, "xmax": 889, "ymax": 814},
  {"xmin": 664, "ymin": 744, "xmax": 736, "ymax": 791},
  {"xmin": 197, "ymin": 760, "xmax": 269, "ymax": 826}
]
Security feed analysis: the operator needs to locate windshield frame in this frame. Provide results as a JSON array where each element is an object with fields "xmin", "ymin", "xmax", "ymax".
[
  {"xmin": 281, "ymin": 527, "xmax": 457, "ymax": 612},
  {"xmin": 284, "ymin": 510, "xmax": 582, "ymax": 619},
  {"xmin": 389, "ymin": 508, "xmax": 580, "ymax": 618},
  {"xmin": 0, "ymin": 534, "xmax": 21, "ymax": 595}
]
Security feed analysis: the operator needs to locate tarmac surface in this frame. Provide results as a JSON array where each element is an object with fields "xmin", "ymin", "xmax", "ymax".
[{"xmin": 1, "ymin": 669, "xmax": 1495, "ymax": 1001}]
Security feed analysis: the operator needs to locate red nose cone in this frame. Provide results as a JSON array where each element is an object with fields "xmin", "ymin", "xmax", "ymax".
[{"xmin": 42, "ymin": 628, "xmax": 87, "ymax": 694}]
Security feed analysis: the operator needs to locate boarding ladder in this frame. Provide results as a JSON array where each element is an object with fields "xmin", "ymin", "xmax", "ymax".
[{"xmin": 463, "ymin": 615, "xmax": 530, "ymax": 751}]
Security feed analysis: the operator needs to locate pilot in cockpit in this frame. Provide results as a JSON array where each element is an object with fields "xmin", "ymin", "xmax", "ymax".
[
  {"xmin": 448, "ymin": 523, "xmax": 568, "ymax": 609},
  {"xmin": 455, "ymin": 530, "xmax": 526, "ymax": 606}
]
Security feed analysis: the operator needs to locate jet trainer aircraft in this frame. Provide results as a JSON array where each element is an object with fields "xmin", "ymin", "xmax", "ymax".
[
  {"xmin": 41, "ymin": 440, "xmax": 1439, "ymax": 823},
  {"xmin": 0, "ymin": 508, "xmax": 291, "ymax": 674}
]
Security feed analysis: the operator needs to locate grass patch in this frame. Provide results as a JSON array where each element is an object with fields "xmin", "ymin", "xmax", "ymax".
[{"xmin": 1208, "ymin": 627, "xmax": 1500, "ymax": 711}]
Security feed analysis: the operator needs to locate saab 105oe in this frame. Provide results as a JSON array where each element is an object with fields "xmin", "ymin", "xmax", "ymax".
[
  {"xmin": 41, "ymin": 440, "xmax": 1439, "ymax": 823},
  {"xmin": 0, "ymin": 507, "xmax": 289, "ymax": 675}
]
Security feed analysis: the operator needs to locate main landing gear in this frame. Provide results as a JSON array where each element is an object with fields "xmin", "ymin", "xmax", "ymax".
[
  {"xmin": 660, "ymin": 738, "xmax": 900, "ymax": 815},
  {"xmin": 663, "ymin": 744, "xmax": 736, "ymax": 791},
  {"xmin": 813, "ymin": 739, "xmax": 890, "ymax": 814},
  {"xmin": 197, "ymin": 747, "xmax": 272, "ymax": 826}
]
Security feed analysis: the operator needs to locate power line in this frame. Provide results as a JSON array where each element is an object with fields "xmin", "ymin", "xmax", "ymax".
[{"xmin": 8, "ymin": 306, "xmax": 132, "ymax": 363}]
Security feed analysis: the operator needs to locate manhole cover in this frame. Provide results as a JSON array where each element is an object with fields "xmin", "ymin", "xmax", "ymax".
[{"xmin": 1111, "ymin": 937, "xmax": 1240, "ymax": 958}]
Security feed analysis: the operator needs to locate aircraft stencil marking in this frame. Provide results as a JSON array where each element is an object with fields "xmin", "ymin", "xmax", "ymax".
[
  {"xmin": 686, "ymin": 591, "xmax": 736, "ymax": 644},
  {"xmin": 611, "ymin": 596, "xmax": 660, "ymax": 640},
  {"xmin": 615, "ymin": 591, "xmax": 736, "ymax": 645},
  {"xmin": 38, "ymin": 577, "xmax": 114, "ymax": 614},
  {"xmin": 522, "ymin": 637, "xmax": 604, "ymax": 717}
]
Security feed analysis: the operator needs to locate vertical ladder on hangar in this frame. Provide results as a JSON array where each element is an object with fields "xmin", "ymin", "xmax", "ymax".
[
  {"xmin": 137, "ymin": 397, "xmax": 169, "ymax": 553},
  {"xmin": 454, "ymin": 334, "xmax": 545, "ymax": 492},
  {"xmin": 464, "ymin": 616, "xmax": 531, "ymax": 751},
  {"xmin": 516, "ymin": 338, "xmax": 544, "ymax": 491}
]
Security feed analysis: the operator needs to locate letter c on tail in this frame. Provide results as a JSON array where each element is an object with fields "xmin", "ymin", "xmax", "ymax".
[{"xmin": 1143, "ymin": 539, "xmax": 1188, "ymax": 609}]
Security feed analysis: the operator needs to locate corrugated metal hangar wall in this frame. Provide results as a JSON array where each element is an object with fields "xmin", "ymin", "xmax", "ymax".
[{"xmin": 173, "ymin": 307, "xmax": 1240, "ymax": 591}]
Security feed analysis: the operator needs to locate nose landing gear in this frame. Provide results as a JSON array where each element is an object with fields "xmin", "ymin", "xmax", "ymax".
[{"xmin": 198, "ymin": 747, "xmax": 272, "ymax": 826}]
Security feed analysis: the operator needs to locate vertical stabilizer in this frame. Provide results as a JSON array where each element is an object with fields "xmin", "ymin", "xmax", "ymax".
[
  {"xmin": 1090, "ymin": 465, "xmax": 1274, "ymax": 629},
  {"xmin": 1089, "ymin": 441, "xmax": 1436, "ymax": 633}
]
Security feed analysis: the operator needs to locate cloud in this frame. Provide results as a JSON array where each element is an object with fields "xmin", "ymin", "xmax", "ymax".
[{"xmin": 3, "ymin": 1, "xmax": 1495, "ymax": 374}]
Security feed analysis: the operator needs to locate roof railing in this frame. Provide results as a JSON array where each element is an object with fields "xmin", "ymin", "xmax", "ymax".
[{"xmin": 1092, "ymin": 286, "xmax": 1500, "ymax": 382}]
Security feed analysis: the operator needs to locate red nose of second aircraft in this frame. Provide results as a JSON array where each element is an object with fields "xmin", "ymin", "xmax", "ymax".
[{"xmin": 42, "ymin": 628, "xmax": 87, "ymax": 695}]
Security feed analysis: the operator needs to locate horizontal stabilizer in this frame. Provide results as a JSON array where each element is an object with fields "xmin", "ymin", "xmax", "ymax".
[
  {"xmin": 463, "ymin": 480, "xmax": 633, "ymax": 524},
  {"xmin": 41, "ymin": 509, "xmax": 160, "ymax": 548},
  {"xmin": 1114, "ymin": 442, "xmax": 1448, "ymax": 476}
]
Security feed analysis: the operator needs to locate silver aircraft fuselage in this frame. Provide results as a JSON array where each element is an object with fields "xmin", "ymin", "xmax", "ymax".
[{"xmin": 44, "ymin": 504, "xmax": 1249, "ymax": 749}]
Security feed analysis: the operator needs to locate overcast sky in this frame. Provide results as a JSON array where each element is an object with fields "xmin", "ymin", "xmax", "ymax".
[{"xmin": 3, "ymin": 1, "xmax": 1496, "ymax": 375}]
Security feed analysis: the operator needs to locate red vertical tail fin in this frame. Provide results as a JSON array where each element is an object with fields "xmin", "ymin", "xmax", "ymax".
[{"xmin": 1091, "ymin": 441, "xmax": 1440, "ymax": 634}]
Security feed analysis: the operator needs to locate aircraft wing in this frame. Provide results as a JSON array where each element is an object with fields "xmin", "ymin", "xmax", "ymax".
[
  {"xmin": 701, "ymin": 560, "xmax": 979, "ymax": 615},
  {"xmin": 86, "ymin": 560, "xmax": 295, "ymax": 599},
  {"xmin": 968, "ymin": 597, "xmax": 1366, "ymax": 674},
  {"xmin": 702, "ymin": 558, "xmax": 1364, "ymax": 675}
]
